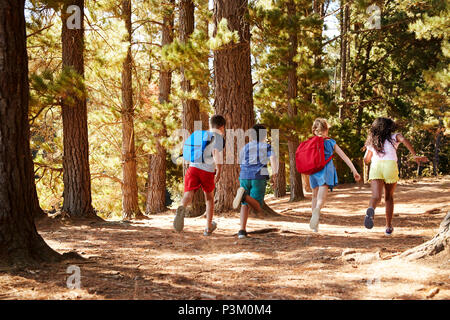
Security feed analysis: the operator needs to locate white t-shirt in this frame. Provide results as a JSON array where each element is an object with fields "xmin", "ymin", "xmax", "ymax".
[{"xmin": 366, "ymin": 133, "xmax": 400, "ymax": 162}]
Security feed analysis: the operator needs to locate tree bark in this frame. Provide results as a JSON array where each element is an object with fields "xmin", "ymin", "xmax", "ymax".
[
  {"xmin": 286, "ymin": 0, "xmax": 304, "ymax": 202},
  {"xmin": 0, "ymin": 0, "xmax": 62, "ymax": 266},
  {"xmin": 313, "ymin": 0, "xmax": 325, "ymax": 69},
  {"xmin": 274, "ymin": 161, "xmax": 287, "ymax": 197},
  {"xmin": 61, "ymin": 0, "xmax": 96, "ymax": 218},
  {"xmin": 120, "ymin": 0, "xmax": 144, "ymax": 220},
  {"xmin": 433, "ymin": 115, "xmax": 443, "ymax": 176},
  {"xmin": 146, "ymin": 1, "xmax": 174, "ymax": 214},
  {"xmin": 213, "ymin": 0, "xmax": 255, "ymax": 212},
  {"xmin": 146, "ymin": 142, "xmax": 167, "ymax": 214},
  {"xmin": 180, "ymin": 0, "xmax": 207, "ymax": 216},
  {"xmin": 356, "ymin": 42, "xmax": 372, "ymax": 137}
]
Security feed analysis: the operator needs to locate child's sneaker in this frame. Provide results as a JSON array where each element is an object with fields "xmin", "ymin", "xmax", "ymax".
[
  {"xmin": 203, "ymin": 221, "xmax": 217, "ymax": 236},
  {"xmin": 385, "ymin": 227, "xmax": 394, "ymax": 236},
  {"xmin": 237, "ymin": 230, "xmax": 248, "ymax": 239},
  {"xmin": 310, "ymin": 208, "xmax": 320, "ymax": 232},
  {"xmin": 364, "ymin": 207, "xmax": 375, "ymax": 229},
  {"xmin": 173, "ymin": 206, "xmax": 186, "ymax": 232},
  {"xmin": 233, "ymin": 187, "xmax": 246, "ymax": 209}
]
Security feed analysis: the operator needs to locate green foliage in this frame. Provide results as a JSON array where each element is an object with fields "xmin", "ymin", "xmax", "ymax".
[{"xmin": 252, "ymin": 0, "xmax": 330, "ymax": 164}]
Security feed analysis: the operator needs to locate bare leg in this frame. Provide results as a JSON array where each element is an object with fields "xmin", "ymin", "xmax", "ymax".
[
  {"xmin": 240, "ymin": 204, "xmax": 250, "ymax": 231},
  {"xmin": 181, "ymin": 190, "xmax": 195, "ymax": 207},
  {"xmin": 364, "ymin": 180, "xmax": 385, "ymax": 229},
  {"xmin": 310, "ymin": 185, "xmax": 328, "ymax": 232},
  {"xmin": 314, "ymin": 185, "xmax": 329, "ymax": 210},
  {"xmin": 242, "ymin": 195, "xmax": 262, "ymax": 213},
  {"xmin": 369, "ymin": 180, "xmax": 384, "ymax": 209},
  {"xmin": 384, "ymin": 183, "xmax": 397, "ymax": 228},
  {"xmin": 204, "ymin": 191, "xmax": 214, "ymax": 230},
  {"xmin": 312, "ymin": 187, "xmax": 318, "ymax": 212}
]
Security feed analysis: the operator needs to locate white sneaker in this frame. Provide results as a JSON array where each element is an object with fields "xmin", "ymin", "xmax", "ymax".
[
  {"xmin": 173, "ymin": 206, "xmax": 186, "ymax": 232},
  {"xmin": 310, "ymin": 208, "xmax": 320, "ymax": 232},
  {"xmin": 233, "ymin": 187, "xmax": 246, "ymax": 209},
  {"xmin": 204, "ymin": 221, "xmax": 217, "ymax": 236}
]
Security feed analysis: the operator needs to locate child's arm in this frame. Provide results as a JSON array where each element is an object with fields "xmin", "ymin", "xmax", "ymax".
[
  {"xmin": 364, "ymin": 148, "xmax": 373, "ymax": 165},
  {"xmin": 213, "ymin": 149, "xmax": 223, "ymax": 183},
  {"xmin": 396, "ymin": 133, "xmax": 427, "ymax": 163},
  {"xmin": 334, "ymin": 144, "xmax": 361, "ymax": 182}
]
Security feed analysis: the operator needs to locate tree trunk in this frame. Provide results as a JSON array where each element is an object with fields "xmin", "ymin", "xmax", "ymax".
[
  {"xmin": 146, "ymin": 2, "xmax": 174, "ymax": 214},
  {"xmin": 61, "ymin": 0, "xmax": 96, "ymax": 218},
  {"xmin": 399, "ymin": 212, "xmax": 450, "ymax": 260},
  {"xmin": 286, "ymin": 0, "xmax": 304, "ymax": 202},
  {"xmin": 120, "ymin": 0, "xmax": 143, "ymax": 220},
  {"xmin": 274, "ymin": 161, "xmax": 287, "ymax": 198},
  {"xmin": 313, "ymin": 0, "xmax": 325, "ymax": 69},
  {"xmin": 433, "ymin": 116, "xmax": 443, "ymax": 176},
  {"xmin": 0, "ymin": 0, "xmax": 62, "ymax": 266},
  {"xmin": 146, "ymin": 142, "xmax": 167, "ymax": 214},
  {"xmin": 213, "ymin": 0, "xmax": 255, "ymax": 212},
  {"xmin": 179, "ymin": 0, "xmax": 207, "ymax": 217},
  {"xmin": 339, "ymin": 1, "xmax": 349, "ymax": 119}
]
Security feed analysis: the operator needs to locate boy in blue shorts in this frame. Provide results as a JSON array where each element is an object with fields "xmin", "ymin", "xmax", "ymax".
[{"xmin": 232, "ymin": 124, "xmax": 278, "ymax": 239}]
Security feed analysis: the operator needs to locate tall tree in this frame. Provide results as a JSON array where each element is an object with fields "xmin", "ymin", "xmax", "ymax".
[
  {"xmin": 60, "ymin": 0, "xmax": 95, "ymax": 218},
  {"xmin": 146, "ymin": 0, "xmax": 175, "ymax": 214},
  {"xmin": 121, "ymin": 0, "xmax": 143, "ymax": 220},
  {"xmin": 213, "ymin": 0, "xmax": 255, "ymax": 211},
  {"xmin": 286, "ymin": 0, "xmax": 304, "ymax": 202},
  {"xmin": 339, "ymin": 0, "xmax": 350, "ymax": 118},
  {"xmin": 180, "ymin": 0, "xmax": 207, "ymax": 216},
  {"xmin": 0, "ymin": 0, "xmax": 61, "ymax": 265}
]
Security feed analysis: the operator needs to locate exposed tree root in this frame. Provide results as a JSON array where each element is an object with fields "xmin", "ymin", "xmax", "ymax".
[
  {"xmin": 0, "ymin": 237, "xmax": 84, "ymax": 270},
  {"xmin": 399, "ymin": 212, "xmax": 449, "ymax": 260}
]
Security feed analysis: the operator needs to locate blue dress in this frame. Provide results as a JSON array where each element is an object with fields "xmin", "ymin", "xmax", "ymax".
[{"xmin": 309, "ymin": 139, "xmax": 338, "ymax": 191}]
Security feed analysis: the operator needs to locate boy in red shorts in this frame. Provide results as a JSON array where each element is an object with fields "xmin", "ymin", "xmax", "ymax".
[{"xmin": 173, "ymin": 115, "xmax": 226, "ymax": 235}]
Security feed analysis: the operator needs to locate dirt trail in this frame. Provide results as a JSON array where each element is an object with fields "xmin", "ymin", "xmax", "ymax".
[{"xmin": 0, "ymin": 176, "xmax": 449, "ymax": 300}]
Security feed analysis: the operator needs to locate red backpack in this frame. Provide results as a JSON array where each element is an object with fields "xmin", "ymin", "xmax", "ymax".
[{"xmin": 295, "ymin": 136, "xmax": 334, "ymax": 175}]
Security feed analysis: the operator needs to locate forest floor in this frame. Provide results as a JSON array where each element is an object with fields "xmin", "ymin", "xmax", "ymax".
[{"xmin": 1, "ymin": 176, "xmax": 449, "ymax": 300}]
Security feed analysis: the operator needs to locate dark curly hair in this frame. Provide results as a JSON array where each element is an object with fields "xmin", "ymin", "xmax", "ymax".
[{"xmin": 366, "ymin": 117, "xmax": 397, "ymax": 155}]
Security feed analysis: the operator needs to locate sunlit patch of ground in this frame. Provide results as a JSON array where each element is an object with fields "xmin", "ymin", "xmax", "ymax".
[{"xmin": 0, "ymin": 176, "xmax": 448, "ymax": 299}]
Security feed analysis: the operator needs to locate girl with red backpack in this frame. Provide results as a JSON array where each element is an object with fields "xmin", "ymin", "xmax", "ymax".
[{"xmin": 301, "ymin": 118, "xmax": 361, "ymax": 232}]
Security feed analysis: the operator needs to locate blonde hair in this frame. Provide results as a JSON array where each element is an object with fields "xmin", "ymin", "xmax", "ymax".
[{"xmin": 312, "ymin": 118, "xmax": 329, "ymax": 136}]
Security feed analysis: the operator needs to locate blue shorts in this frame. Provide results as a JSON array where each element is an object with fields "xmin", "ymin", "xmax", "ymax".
[{"xmin": 239, "ymin": 178, "xmax": 267, "ymax": 207}]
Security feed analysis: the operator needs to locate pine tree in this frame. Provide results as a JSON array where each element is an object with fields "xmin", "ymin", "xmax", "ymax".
[
  {"xmin": 0, "ymin": 0, "xmax": 62, "ymax": 265},
  {"xmin": 213, "ymin": 0, "xmax": 256, "ymax": 212},
  {"xmin": 145, "ymin": 0, "xmax": 175, "ymax": 214},
  {"xmin": 120, "ymin": 0, "xmax": 145, "ymax": 220},
  {"xmin": 60, "ymin": 0, "xmax": 96, "ymax": 218},
  {"xmin": 408, "ymin": 0, "xmax": 449, "ymax": 176},
  {"xmin": 179, "ymin": 0, "xmax": 207, "ymax": 216},
  {"xmin": 251, "ymin": 0, "xmax": 326, "ymax": 200}
]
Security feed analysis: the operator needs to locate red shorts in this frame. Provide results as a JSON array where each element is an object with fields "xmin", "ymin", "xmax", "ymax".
[{"xmin": 184, "ymin": 166, "xmax": 215, "ymax": 194}]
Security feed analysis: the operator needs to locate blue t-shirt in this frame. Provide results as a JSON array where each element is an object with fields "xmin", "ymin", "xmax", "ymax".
[{"xmin": 239, "ymin": 141, "xmax": 273, "ymax": 180}]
